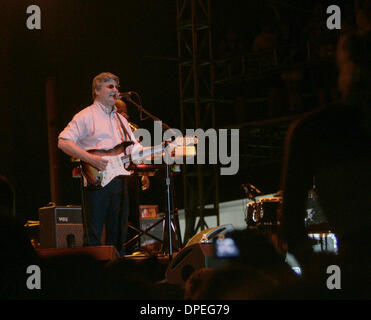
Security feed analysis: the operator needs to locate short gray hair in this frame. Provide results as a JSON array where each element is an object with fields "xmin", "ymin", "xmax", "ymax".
[{"xmin": 92, "ymin": 72, "xmax": 120, "ymax": 100}]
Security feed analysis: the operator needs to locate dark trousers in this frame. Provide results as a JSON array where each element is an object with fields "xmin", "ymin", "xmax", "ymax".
[{"xmin": 82, "ymin": 177, "xmax": 129, "ymax": 255}]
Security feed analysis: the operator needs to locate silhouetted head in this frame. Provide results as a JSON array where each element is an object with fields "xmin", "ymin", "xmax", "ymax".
[{"xmin": 337, "ymin": 31, "xmax": 371, "ymax": 100}]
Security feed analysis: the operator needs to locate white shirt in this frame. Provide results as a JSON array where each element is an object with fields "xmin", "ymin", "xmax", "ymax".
[{"xmin": 58, "ymin": 101, "xmax": 138, "ymax": 151}]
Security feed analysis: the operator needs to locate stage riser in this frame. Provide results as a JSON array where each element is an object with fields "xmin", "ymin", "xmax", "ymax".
[{"xmin": 35, "ymin": 246, "xmax": 120, "ymax": 261}]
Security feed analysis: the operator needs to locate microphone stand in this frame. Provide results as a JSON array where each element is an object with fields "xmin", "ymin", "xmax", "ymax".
[
  {"xmin": 122, "ymin": 93, "xmax": 176, "ymax": 261},
  {"xmin": 122, "ymin": 93, "xmax": 176, "ymax": 134}
]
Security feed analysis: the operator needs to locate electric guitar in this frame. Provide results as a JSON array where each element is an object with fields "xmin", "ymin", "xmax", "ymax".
[{"xmin": 81, "ymin": 136, "xmax": 196, "ymax": 188}]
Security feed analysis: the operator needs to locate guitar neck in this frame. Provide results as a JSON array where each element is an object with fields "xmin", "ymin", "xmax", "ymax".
[
  {"xmin": 121, "ymin": 143, "xmax": 165, "ymax": 164},
  {"xmin": 121, "ymin": 137, "xmax": 195, "ymax": 165}
]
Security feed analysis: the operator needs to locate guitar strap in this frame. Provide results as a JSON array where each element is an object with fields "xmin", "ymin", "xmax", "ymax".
[
  {"xmin": 115, "ymin": 112, "xmax": 137, "ymax": 165},
  {"xmin": 115, "ymin": 112, "xmax": 133, "ymax": 144}
]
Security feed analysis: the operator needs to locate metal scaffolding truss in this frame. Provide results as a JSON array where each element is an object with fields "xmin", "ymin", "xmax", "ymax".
[
  {"xmin": 237, "ymin": 114, "xmax": 298, "ymax": 170},
  {"xmin": 176, "ymin": 0, "xmax": 219, "ymax": 243},
  {"xmin": 213, "ymin": 32, "xmax": 339, "ymax": 86}
]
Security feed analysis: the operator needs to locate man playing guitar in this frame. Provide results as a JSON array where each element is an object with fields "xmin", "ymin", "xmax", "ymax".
[{"xmin": 58, "ymin": 72, "xmax": 140, "ymax": 256}]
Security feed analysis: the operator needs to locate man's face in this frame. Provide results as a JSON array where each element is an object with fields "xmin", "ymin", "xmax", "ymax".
[{"xmin": 95, "ymin": 79, "xmax": 119, "ymax": 107}]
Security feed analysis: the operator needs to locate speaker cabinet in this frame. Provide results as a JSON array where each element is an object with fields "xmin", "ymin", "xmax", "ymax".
[
  {"xmin": 165, "ymin": 243, "xmax": 213, "ymax": 286},
  {"xmin": 185, "ymin": 224, "xmax": 235, "ymax": 247},
  {"xmin": 165, "ymin": 225, "xmax": 234, "ymax": 286},
  {"xmin": 39, "ymin": 205, "xmax": 83, "ymax": 249}
]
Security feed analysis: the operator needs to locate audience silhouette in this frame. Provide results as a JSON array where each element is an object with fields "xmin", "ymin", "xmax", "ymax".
[{"xmin": 279, "ymin": 30, "xmax": 371, "ymax": 299}]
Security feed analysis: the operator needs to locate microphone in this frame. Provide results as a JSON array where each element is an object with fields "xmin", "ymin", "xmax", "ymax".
[{"xmin": 118, "ymin": 91, "xmax": 136, "ymax": 99}]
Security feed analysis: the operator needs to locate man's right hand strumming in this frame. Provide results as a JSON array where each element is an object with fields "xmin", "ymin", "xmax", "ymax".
[
  {"xmin": 88, "ymin": 154, "xmax": 108, "ymax": 172},
  {"xmin": 58, "ymin": 138, "xmax": 108, "ymax": 171}
]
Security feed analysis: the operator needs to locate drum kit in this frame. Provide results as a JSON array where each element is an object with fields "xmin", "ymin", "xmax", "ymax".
[
  {"xmin": 242, "ymin": 183, "xmax": 337, "ymax": 254},
  {"xmin": 243, "ymin": 183, "xmax": 282, "ymax": 229},
  {"xmin": 243, "ymin": 183, "xmax": 326, "ymax": 229}
]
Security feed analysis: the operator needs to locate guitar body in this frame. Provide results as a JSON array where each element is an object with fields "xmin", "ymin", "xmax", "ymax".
[{"xmin": 81, "ymin": 142, "xmax": 133, "ymax": 188}]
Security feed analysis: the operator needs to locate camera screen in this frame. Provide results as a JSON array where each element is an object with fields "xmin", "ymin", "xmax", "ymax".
[{"xmin": 215, "ymin": 237, "xmax": 240, "ymax": 258}]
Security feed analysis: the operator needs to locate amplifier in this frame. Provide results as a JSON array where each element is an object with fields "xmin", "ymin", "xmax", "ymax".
[{"xmin": 39, "ymin": 205, "xmax": 84, "ymax": 249}]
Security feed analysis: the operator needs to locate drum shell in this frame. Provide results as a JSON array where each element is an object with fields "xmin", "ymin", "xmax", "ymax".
[
  {"xmin": 245, "ymin": 201, "xmax": 258, "ymax": 227},
  {"xmin": 258, "ymin": 197, "xmax": 282, "ymax": 226},
  {"xmin": 260, "ymin": 199, "xmax": 280, "ymax": 225}
]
